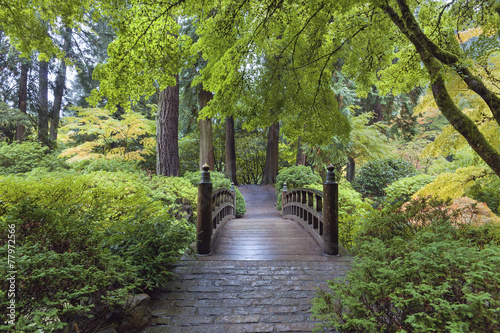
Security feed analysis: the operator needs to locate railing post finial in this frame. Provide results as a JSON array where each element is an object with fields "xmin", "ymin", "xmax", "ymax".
[
  {"xmin": 325, "ymin": 164, "xmax": 336, "ymax": 184},
  {"xmin": 200, "ymin": 163, "xmax": 211, "ymax": 183}
]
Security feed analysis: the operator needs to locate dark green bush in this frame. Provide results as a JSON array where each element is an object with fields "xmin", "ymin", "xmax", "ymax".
[
  {"xmin": 353, "ymin": 158, "xmax": 418, "ymax": 198},
  {"xmin": 0, "ymin": 141, "xmax": 68, "ymax": 174},
  {"xmin": 275, "ymin": 165, "xmax": 322, "ymax": 208},
  {"xmin": 384, "ymin": 174, "xmax": 435, "ymax": 204},
  {"xmin": 70, "ymin": 157, "xmax": 141, "ymax": 173},
  {"xmin": 0, "ymin": 200, "xmax": 139, "ymax": 332},
  {"xmin": 104, "ymin": 210, "xmax": 195, "ymax": 290},
  {"xmin": 312, "ymin": 197, "xmax": 500, "ymax": 333},
  {"xmin": 184, "ymin": 170, "xmax": 247, "ymax": 216},
  {"xmin": 467, "ymin": 175, "xmax": 500, "ymax": 215},
  {"xmin": 0, "ymin": 171, "xmax": 196, "ymax": 332},
  {"xmin": 304, "ymin": 182, "xmax": 373, "ymax": 251}
]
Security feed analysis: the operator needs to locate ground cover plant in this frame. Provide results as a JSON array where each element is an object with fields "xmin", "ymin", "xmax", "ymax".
[{"xmin": 312, "ymin": 197, "xmax": 500, "ymax": 332}]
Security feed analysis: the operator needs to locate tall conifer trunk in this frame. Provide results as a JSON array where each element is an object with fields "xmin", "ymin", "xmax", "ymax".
[
  {"xmin": 296, "ymin": 136, "xmax": 307, "ymax": 166},
  {"xmin": 156, "ymin": 76, "xmax": 180, "ymax": 176},
  {"xmin": 346, "ymin": 156, "xmax": 355, "ymax": 183},
  {"xmin": 199, "ymin": 89, "xmax": 214, "ymax": 170},
  {"xmin": 261, "ymin": 122, "xmax": 279, "ymax": 185},
  {"xmin": 50, "ymin": 26, "xmax": 72, "ymax": 141},
  {"xmin": 38, "ymin": 60, "xmax": 50, "ymax": 146},
  {"xmin": 15, "ymin": 61, "xmax": 28, "ymax": 142},
  {"xmin": 225, "ymin": 115, "xmax": 237, "ymax": 184}
]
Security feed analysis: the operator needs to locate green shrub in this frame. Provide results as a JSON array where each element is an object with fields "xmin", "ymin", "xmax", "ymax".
[
  {"xmin": 275, "ymin": 165, "xmax": 322, "ymax": 208},
  {"xmin": 179, "ymin": 135, "xmax": 199, "ymax": 175},
  {"xmin": 104, "ymin": 210, "xmax": 195, "ymax": 290},
  {"xmin": 149, "ymin": 175, "xmax": 198, "ymax": 221},
  {"xmin": 312, "ymin": 198, "xmax": 500, "ymax": 333},
  {"xmin": 0, "ymin": 199, "xmax": 139, "ymax": 332},
  {"xmin": 184, "ymin": 170, "xmax": 247, "ymax": 216},
  {"xmin": 385, "ymin": 174, "xmax": 435, "ymax": 204},
  {"xmin": 304, "ymin": 182, "xmax": 373, "ymax": 251},
  {"xmin": 0, "ymin": 141, "xmax": 68, "ymax": 174},
  {"xmin": 467, "ymin": 176, "xmax": 500, "ymax": 215},
  {"xmin": 353, "ymin": 158, "xmax": 418, "ymax": 198},
  {"xmin": 0, "ymin": 171, "xmax": 196, "ymax": 331},
  {"xmin": 70, "ymin": 157, "xmax": 141, "ymax": 173}
]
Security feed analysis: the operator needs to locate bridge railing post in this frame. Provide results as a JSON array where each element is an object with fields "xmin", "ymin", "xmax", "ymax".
[
  {"xmin": 323, "ymin": 164, "xmax": 339, "ymax": 256},
  {"xmin": 197, "ymin": 164, "xmax": 213, "ymax": 255},
  {"xmin": 281, "ymin": 182, "xmax": 287, "ymax": 215},
  {"xmin": 231, "ymin": 182, "xmax": 236, "ymax": 217}
]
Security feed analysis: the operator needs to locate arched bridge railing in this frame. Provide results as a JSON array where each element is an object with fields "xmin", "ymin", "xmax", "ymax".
[
  {"xmin": 197, "ymin": 164, "xmax": 236, "ymax": 255},
  {"xmin": 282, "ymin": 165, "xmax": 339, "ymax": 255}
]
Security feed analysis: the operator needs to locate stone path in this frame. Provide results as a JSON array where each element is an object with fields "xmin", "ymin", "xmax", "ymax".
[{"xmin": 145, "ymin": 185, "xmax": 352, "ymax": 332}]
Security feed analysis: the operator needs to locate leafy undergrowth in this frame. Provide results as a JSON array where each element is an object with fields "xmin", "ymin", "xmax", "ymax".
[
  {"xmin": 313, "ymin": 197, "xmax": 500, "ymax": 333},
  {"xmin": 0, "ymin": 171, "xmax": 195, "ymax": 332}
]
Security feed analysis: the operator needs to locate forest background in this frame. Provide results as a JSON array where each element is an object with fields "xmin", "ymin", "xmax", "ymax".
[{"xmin": 1, "ymin": 0, "xmax": 500, "ymax": 332}]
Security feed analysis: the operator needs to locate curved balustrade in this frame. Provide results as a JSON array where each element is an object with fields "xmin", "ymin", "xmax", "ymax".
[
  {"xmin": 211, "ymin": 188, "xmax": 236, "ymax": 242},
  {"xmin": 282, "ymin": 188, "xmax": 325, "ymax": 247},
  {"xmin": 281, "ymin": 165, "xmax": 339, "ymax": 255}
]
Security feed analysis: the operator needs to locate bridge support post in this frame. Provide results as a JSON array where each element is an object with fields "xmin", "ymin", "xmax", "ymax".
[
  {"xmin": 231, "ymin": 182, "xmax": 236, "ymax": 217},
  {"xmin": 323, "ymin": 165, "xmax": 339, "ymax": 255},
  {"xmin": 197, "ymin": 164, "xmax": 213, "ymax": 255},
  {"xmin": 281, "ymin": 183, "xmax": 287, "ymax": 215}
]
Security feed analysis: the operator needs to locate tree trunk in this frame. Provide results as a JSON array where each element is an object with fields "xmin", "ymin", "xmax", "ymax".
[
  {"xmin": 156, "ymin": 76, "xmax": 180, "ymax": 176},
  {"xmin": 38, "ymin": 60, "xmax": 50, "ymax": 146},
  {"xmin": 373, "ymin": 95, "xmax": 383, "ymax": 123},
  {"xmin": 346, "ymin": 156, "xmax": 355, "ymax": 183},
  {"xmin": 50, "ymin": 26, "xmax": 72, "ymax": 141},
  {"xmin": 261, "ymin": 122, "xmax": 279, "ymax": 185},
  {"xmin": 296, "ymin": 136, "xmax": 307, "ymax": 166},
  {"xmin": 15, "ymin": 61, "xmax": 28, "ymax": 142},
  {"xmin": 225, "ymin": 115, "xmax": 237, "ymax": 184},
  {"xmin": 199, "ymin": 89, "xmax": 214, "ymax": 170}
]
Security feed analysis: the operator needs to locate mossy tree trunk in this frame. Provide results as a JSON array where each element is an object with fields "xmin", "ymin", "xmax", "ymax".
[{"xmin": 379, "ymin": 0, "xmax": 500, "ymax": 178}]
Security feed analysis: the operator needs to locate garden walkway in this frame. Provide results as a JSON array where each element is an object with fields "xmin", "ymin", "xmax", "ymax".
[{"xmin": 145, "ymin": 185, "xmax": 352, "ymax": 333}]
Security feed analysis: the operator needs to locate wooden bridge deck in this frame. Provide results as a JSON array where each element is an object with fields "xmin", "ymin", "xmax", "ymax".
[
  {"xmin": 207, "ymin": 184, "xmax": 327, "ymax": 261},
  {"xmin": 146, "ymin": 185, "xmax": 352, "ymax": 332}
]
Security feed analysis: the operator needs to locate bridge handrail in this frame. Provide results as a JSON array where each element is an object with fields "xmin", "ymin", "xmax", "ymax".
[
  {"xmin": 196, "ymin": 165, "xmax": 236, "ymax": 255},
  {"xmin": 281, "ymin": 165, "xmax": 339, "ymax": 255}
]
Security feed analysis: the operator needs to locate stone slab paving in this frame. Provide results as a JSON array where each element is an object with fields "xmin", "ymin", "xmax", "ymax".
[{"xmin": 145, "ymin": 259, "xmax": 351, "ymax": 332}]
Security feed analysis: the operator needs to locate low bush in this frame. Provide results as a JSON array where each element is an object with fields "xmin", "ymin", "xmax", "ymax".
[
  {"xmin": 70, "ymin": 157, "xmax": 141, "ymax": 173},
  {"xmin": 384, "ymin": 174, "xmax": 435, "ymax": 204},
  {"xmin": 304, "ymin": 182, "xmax": 373, "ymax": 251},
  {"xmin": 312, "ymin": 197, "xmax": 500, "ymax": 332},
  {"xmin": 467, "ymin": 175, "xmax": 500, "ymax": 215},
  {"xmin": 353, "ymin": 158, "xmax": 417, "ymax": 198},
  {"xmin": 275, "ymin": 165, "xmax": 322, "ymax": 209},
  {"xmin": 0, "ymin": 141, "xmax": 68, "ymax": 174},
  {"xmin": 0, "ymin": 171, "xmax": 195, "ymax": 331},
  {"xmin": 184, "ymin": 170, "xmax": 247, "ymax": 216}
]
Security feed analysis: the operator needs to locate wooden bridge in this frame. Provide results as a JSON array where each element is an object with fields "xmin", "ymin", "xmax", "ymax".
[{"xmin": 146, "ymin": 166, "xmax": 352, "ymax": 332}]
